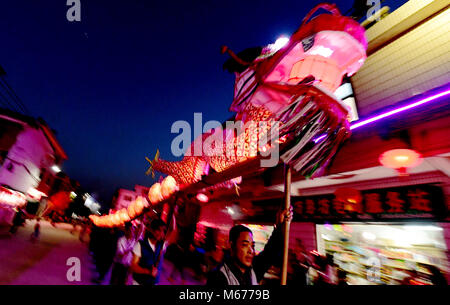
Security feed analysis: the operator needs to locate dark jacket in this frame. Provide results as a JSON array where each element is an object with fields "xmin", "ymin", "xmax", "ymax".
[
  {"xmin": 133, "ymin": 239, "xmax": 163, "ymax": 285},
  {"xmin": 206, "ymin": 227, "xmax": 283, "ymax": 285}
]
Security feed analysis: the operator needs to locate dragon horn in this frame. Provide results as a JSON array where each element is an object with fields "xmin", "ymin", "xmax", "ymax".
[
  {"xmin": 145, "ymin": 149, "xmax": 160, "ymax": 179},
  {"xmin": 234, "ymin": 182, "xmax": 240, "ymax": 197},
  {"xmin": 221, "ymin": 45, "xmax": 252, "ymax": 66}
]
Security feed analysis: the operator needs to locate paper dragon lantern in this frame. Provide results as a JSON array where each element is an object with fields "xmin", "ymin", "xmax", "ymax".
[
  {"xmin": 146, "ymin": 3, "xmax": 367, "ymax": 189},
  {"xmin": 94, "ymin": 3, "xmax": 368, "ymax": 228}
]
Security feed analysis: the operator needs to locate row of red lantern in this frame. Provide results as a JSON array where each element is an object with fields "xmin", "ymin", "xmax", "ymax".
[{"xmin": 89, "ymin": 176, "xmax": 179, "ymax": 228}]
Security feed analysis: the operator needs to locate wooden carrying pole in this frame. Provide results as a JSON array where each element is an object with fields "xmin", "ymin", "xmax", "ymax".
[{"xmin": 281, "ymin": 164, "xmax": 291, "ymax": 285}]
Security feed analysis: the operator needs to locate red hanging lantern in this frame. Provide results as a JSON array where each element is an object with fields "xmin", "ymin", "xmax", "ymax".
[{"xmin": 379, "ymin": 149, "xmax": 422, "ymax": 176}]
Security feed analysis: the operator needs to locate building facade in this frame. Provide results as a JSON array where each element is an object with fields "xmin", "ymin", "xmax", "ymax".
[
  {"xmin": 0, "ymin": 109, "xmax": 68, "ymax": 224},
  {"xmin": 112, "ymin": 185, "xmax": 150, "ymax": 211}
]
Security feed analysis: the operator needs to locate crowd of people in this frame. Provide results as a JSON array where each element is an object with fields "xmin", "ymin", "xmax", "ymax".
[
  {"xmin": 6, "ymin": 206, "xmax": 92, "ymax": 249},
  {"xmin": 7, "ymin": 206, "xmax": 448, "ymax": 286},
  {"xmin": 88, "ymin": 207, "xmax": 448, "ymax": 286},
  {"xmin": 88, "ymin": 208, "xmax": 292, "ymax": 285}
]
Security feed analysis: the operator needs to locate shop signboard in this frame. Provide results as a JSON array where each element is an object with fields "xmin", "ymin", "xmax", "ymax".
[{"xmin": 252, "ymin": 184, "xmax": 447, "ymax": 222}]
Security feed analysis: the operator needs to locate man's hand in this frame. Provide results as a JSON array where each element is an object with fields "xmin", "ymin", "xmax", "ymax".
[
  {"xmin": 151, "ymin": 266, "xmax": 158, "ymax": 277},
  {"xmin": 275, "ymin": 206, "xmax": 293, "ymax": 227}
]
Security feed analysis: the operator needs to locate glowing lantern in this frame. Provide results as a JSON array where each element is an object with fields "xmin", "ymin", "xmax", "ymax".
[
  {"xmin": 148, "ymin": 183, "xmax": 163, "ymax": 204},
  {"xmin": 97, "ymin": 217, "xmax": 104, "ymax": 227},
  {"xmin": 89, "ymin": 215, "xmax": 98, "ymax": 224},
  {"xmin": 104, "ymin": 218, "xmax": 111, "ymax": 227},
  {"xmin": 118, "ymin": 209, "xmax": 130, "ymax": 222},
  {"xmin": 134, "ymin": 196, "xmax": 148, "ymax": 214},
  {"xmin": 379, "ymin": 149, "xmax": 422, "ymax": 176},
  {"xmin": 105, "ymin": 217, "xmax": 113, "ymax": 227},
  {"xmin": 161, "ymin": 176, "xmax": 179, "ymax": 199},
  {"xmin": 128, "ymin": 203, "xmax": 137, "ymax": 219},
  {"xmin": 111, "ymin": 213, "xmax": 121, "ymax": 226}
]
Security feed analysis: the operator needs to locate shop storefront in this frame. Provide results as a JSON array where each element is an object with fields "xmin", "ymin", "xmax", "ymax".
[
  {"xmin": 0, "ymin": 186, "xmax": 27, "ymax": 225},
  {"xmin": 248, "ymin": 182, "xmax": 449, "ymax": 284},
  {"xmin": 316, "ymin": 222, "xmax": 448, "ymax": 285},
  {"xmin": 296, "ymin": 183, "xmax": 449, "ymax": 285}
]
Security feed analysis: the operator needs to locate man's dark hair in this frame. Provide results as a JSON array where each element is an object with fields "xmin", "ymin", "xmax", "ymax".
[
  {"xmin": 150, "ymin": 218, "xmax": 166, "ymax": 231},
  {"xmin": 229, "ymin": 225, "xmax": 253, "ymax": 245}
]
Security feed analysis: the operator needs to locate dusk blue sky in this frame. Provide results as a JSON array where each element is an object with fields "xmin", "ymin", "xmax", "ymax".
[{"xmin": 0, "ymin": 0, "xmax": 407, "ymax": 206}]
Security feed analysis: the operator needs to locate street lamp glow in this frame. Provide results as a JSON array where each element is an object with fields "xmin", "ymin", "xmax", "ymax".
[
  {"xmin": 270, "ymin": 36, "xmax": 290, "ymax": 52},
  {"xmin": 51, "ymin": 165, "xmax": 61, "ymax": 173},
  {"xmin": 274, "ymin": 36, "xmax": 289, "ymax": 48}
]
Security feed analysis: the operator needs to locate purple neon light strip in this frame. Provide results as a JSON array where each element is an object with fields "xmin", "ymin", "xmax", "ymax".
[
  {"xmin": 313, "ymin": 88, "xmax": 450, "ymax": 143},
  {"xmin": 350, "ymin": 89, "xmax": 450, "ymax": 130}
]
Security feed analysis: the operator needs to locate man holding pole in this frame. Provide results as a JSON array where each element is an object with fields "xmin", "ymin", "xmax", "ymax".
[
  {"xmin": 206, "ymin": 207, "xmax": 293, "ymax": 285},
  {"xmin": 130, "ymin": 218, "xmax": 167, "ymax": 285}
]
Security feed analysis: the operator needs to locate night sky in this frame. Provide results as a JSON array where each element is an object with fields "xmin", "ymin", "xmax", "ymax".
[{"xmin": 0, "ymin": 0, "xmax": 407, "ymax": 206}]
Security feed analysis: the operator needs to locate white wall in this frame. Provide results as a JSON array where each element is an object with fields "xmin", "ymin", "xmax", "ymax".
[
  {"xmin": 134, "ymin": 185, "xmax": 149, "ymax": 198},
  {"xmin": 114, "ymin": 189, "xmax": 137, "ymax": 210},
  {"xmin": 0, "ymin": 125, "xmax": 54, "ymax": 194},
  {"xmin": 352, "ymin": 4, "xmax": 450, "ymax": 117}
]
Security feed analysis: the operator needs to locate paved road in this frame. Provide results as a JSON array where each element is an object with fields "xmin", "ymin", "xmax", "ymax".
[
  {"xmin": 0, "ymin": 219, "xmax": 95, "ymax": 285},
  {"xmin": 0, "ymin": 219, "xmax": 208, "ymax": 285}
]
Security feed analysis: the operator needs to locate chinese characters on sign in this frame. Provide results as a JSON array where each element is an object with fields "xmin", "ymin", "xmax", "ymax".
[{"xmin": 289, "ymin": 184, "xmax": 445, "ymax": 220}]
